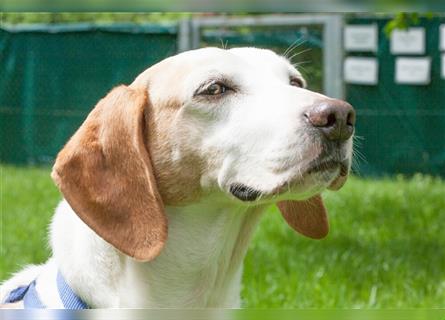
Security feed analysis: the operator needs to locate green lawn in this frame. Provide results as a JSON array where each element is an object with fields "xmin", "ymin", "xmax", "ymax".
[{"xmin": 1, "ymin": 164, "xmax": 444, "ymax": 308}]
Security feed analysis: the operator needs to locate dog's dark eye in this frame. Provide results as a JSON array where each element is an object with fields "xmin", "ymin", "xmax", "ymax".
[
  {"xmin": 290, "ymin": 77, "xmax": 304, "ymax": 88},
  {"xmin": 202, "ymin": 82, "xmax": 228, "ymax": 96}
]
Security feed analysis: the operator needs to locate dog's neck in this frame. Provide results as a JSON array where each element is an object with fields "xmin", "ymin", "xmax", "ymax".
[{"xmin": 51, "ymin": 199, "xmax": 265, "ymax": 308}]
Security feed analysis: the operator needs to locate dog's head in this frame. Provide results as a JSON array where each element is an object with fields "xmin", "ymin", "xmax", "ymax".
[{"xmin": 52, "ymin": 47, "xmax": 355, "ymax": 261}]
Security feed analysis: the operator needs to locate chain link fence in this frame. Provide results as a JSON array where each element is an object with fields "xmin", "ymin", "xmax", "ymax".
[
  {"xmin": 1, "ymin": 15, "xmax": 444, "ymax": 177},
  {"xmin": 0, "ymin": 23, "xmax": 177, "ymax": 164}
]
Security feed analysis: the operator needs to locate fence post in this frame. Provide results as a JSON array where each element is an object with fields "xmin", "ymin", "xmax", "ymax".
[
  {"xmin": 323, "ymin": 14, "xmax": 345, "ymax": 100},
  {"xmin": 178, "ymin": 18, "xmax": 192, "ymax": 52},
  {"xmin": 190, "ymin": 18, "xmax": 202, "ymax": 49}
]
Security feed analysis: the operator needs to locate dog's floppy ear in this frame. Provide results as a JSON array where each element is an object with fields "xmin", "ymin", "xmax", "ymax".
[
  {"xmin": 51, "ymin": 85, "xmax": 167, "ymax": 261},
  {"xmin": 277, "ymin": 195, "xmax": 328, "ymax": 239}
]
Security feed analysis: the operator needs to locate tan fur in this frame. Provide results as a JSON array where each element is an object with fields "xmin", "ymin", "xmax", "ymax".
[
  {"xmin": 131, "ymin": 58, "xmax": 209, "ymax": 205},
  {"xmin": 51, "ymin": 86, "xmax": 167, "ymax": 261},
  {"xmin": 145, "ymin": 97, "xmax": 205, "ymax": 205}
]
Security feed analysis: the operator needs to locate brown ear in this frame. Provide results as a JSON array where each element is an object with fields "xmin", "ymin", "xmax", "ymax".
[
  {"xmin": 277, "ymin": 195, "xmax": 328, "ymax": 239},
  {"xmin": 51, "ymin": 85, "xmax": 167, "ymax": 261}
]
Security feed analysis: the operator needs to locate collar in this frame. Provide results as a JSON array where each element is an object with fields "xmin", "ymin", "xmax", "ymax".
[{"xmin": 4, "ymin": 271, "xmax": 89, "ymax": 309}]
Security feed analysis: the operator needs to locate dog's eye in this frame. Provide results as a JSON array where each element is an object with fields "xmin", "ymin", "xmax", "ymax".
[
  {"xmin": 202, "ymin": 82, "xmax": 228, "ymax": 96},
  {"xmin": 290, "ymin": 77, "xmax": 304, "ymax": 88}
]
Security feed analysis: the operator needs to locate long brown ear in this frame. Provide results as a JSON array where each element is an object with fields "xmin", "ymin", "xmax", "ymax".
[
  {"xmin": 277, "ymin": 195, "xmax": 328, "ymax": 239},
  {"xmin": 51, "ymin": 85, "xmax": 167, "ymax": 261}
]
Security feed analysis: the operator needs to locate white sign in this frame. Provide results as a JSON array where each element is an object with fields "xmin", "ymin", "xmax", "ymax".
[
  {"xmin": 395, "ymin": 57, "xmax": 431, "ymax": 85},
  {"xmin": 344, "ymin": 57, "xmax": 378, "ymax": 85},
  {"xmin": 440, "ymin": 25, "xmax": 445, "ymax": 51},
  {"xmin": 344, "ymin": 24, "xmax": 378, "ymax": 52},
  {"xmin": 391, "ymin": 28, "xmax": 425, "ymax": 55},
  {"xmin": 442, "ymin": 54, "xmax": 445, "ymax": 79}
]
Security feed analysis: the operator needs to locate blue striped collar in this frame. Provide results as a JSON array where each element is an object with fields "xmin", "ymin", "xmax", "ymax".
[{"xmin": 4, "ymin": 271, "xmax": 89, "ymax": 309}]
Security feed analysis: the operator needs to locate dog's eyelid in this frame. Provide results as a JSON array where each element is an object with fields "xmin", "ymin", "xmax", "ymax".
[
  {"xmin": 194, "ymin": 77, "xmax": 236, "ymax": 97},
  {"xmin": 289, "ymin": 76, "xmax": 305, "ymax": 88}
]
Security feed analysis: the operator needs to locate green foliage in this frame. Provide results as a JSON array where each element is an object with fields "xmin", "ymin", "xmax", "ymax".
[
  {"xmin": 384, "ymin": 13, "xmax": 419, "ymax": 36},
  {"xmin": 0, "ymin": 13, "xmax": 192, "ymax": 24},
  {"xmin": 383, "ymin": 12, "xmax": 435, "ymax": 37},
  {"xmin": 1, "ymin": 165, "xmax": 444, "ymax": 307}
]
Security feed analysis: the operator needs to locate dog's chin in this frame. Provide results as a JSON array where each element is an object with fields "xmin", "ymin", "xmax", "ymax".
[
  {"xmin": 228, "ymin": 160, "xmax": 350, "ymax": 203},
  {"xmin": 308, "ymin": 159, "xmax": 350, "ymax": 191}
]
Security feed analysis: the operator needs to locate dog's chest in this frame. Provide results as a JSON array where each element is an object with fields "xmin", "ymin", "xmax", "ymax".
[
  {"xmin": 52, "ymin": 201, "xmax": 264, "ymax": 308},
  {"xmin": 120, "ymin": 204, "xmax": 264, "ymax": 307}
]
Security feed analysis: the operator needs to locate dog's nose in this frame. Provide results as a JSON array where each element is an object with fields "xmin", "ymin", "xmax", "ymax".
[{"xmin": 305, "ymin": 100, "xmax": 355, "ymax": 141}]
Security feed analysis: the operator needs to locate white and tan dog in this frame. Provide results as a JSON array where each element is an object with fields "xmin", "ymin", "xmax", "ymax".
[{"xmin": 0, "ymin": 47, "xmax": 355, "ymax": 308}]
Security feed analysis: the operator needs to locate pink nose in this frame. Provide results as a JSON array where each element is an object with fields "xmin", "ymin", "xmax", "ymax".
[{"xmin": 305, "ymin": 99, "xmax": 356, "ymax": 142}]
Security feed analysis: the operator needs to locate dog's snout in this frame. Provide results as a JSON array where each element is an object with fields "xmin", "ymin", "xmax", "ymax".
[{"xmin": 305, "ymin": 100, "xmax": 355, "ymax": 141}]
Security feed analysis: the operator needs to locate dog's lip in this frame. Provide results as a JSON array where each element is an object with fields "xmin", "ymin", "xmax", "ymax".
[
  {"xmin": 229, "ymin": 183, "xmax": 262, "ymax": 202},
  {"xmin": 306, "ymin": 158, "xmax": 349, "ymax": 190},
  {"xmin": 327, "ymin": 162, "xmax": 349, "ymax": 190},
  {"xmin": 269, "ymin": 159, "xmax": 349, "ymax": 196},
  {"xmin": 306, "ymin": 159, "xmax": 342, "ymax": 174},
  {"xmin": 228, "ymin": 159, "xmax": 350, "ymax": 202}
]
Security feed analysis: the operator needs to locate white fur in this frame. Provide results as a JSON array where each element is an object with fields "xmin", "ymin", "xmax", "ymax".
[
  {"xmin": 1, "ymin": 47, "xmax": 353, "ymax": 308},
  {"xmin": 45, "ymin": 199, "xmax": 264, "ymax": 308}
]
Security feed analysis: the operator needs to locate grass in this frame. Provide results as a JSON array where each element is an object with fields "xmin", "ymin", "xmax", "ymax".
[{"xmin": 1, "ymin": 164, "xmax": 444, "ymax": 308}]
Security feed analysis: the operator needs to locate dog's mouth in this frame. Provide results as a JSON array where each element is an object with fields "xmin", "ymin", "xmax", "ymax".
[
  {"xmin": 306, "ymin": 158, "xmax": 349, "ymax": 191},
  {"xmin": 307, "ymin": 159, "xmax": 342, "ymax": 174},
  {"xmin": 229, "ymin": 159, "xmax": 350, "ymax": 202},
  {"xmin": 229, "ymin": 184, "xmax": 263, "ymax": 202}
]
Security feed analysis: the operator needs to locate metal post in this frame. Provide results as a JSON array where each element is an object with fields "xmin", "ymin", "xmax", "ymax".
[
  {"xmin": 190, "ymin": 19, "xmax": 201, "ymax": 49},
  {"xmin": 178, "ymin": 19, "xmax": 191, "ymax": 52},
  {"xmin": 323, "ymin": 14, "xmax": 345, "ymax": 99}
]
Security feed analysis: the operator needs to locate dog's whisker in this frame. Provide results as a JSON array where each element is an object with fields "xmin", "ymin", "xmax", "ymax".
[
  {"xmin": 283, "ymin": 38, "xmax": 308, "ymax": 58},
  {"xmin": 292, "ymin": 60, "xmax": 312, "ymax": 67},
  {"xmin": 288, "ymin": 48, "xmax": 312, "ymax": 62}
]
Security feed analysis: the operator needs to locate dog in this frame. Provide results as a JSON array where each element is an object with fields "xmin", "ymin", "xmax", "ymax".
[{"xmin": 0, "ymin": 47, "xmax": 355, "ymax": 308}]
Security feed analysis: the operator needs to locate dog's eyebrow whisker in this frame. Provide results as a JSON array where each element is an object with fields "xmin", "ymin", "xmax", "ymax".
[
  {"xmin": 283, "ymin": 38, "xmax": 307, "ymax": 58},
  {"xmin": 219, "ymin": 38, "xmax": 229, "ymax": 50},
  {"xmin": 283, "ymin": 39, "xmax": 299, "ymax": 57},
  {"xmin": 292, "ymin": 60, "xmax": 312, "ymax": 67},
  {"xmin": 283, "ymin": 40, "xmax": 295, "ymax": 57},
  {"xmin": 288, "ymin": 48, "xmax": 312, "ymax": 62},
  {"xmin": 218, "ymin": 38, "xmax": 229, "ymax": 49}
]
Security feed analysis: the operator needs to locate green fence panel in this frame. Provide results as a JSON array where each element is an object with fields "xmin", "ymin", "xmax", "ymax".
[
  {"xmin": 346, "ymin": 17, "xmax": 445, "ymax": 177},
  {"xmin": 2, "ymin": 19, "xmax": 444, "ymax": 177},
  {"xmin": 0, "ymin": 23, "xmax": 177, "ymax": 164}
]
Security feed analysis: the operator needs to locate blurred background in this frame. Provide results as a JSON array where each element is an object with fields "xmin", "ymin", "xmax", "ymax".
[{"xmin": 1, "ymin": 12, "xmax": 444, "ymax": 308}]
